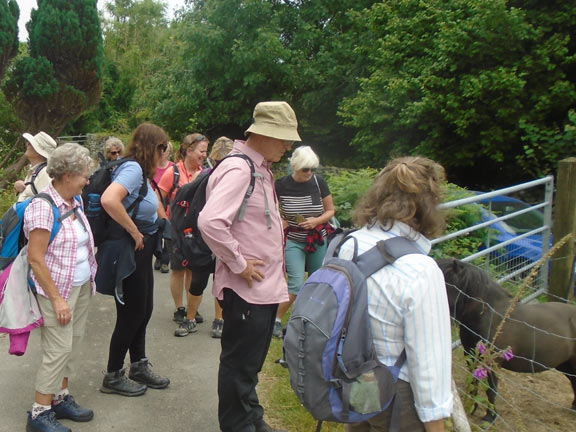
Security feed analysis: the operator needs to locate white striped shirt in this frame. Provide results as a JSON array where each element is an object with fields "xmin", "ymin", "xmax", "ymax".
[{"xmin": 338, "ymin": 221, "xmax": 453, "ymax": 422}]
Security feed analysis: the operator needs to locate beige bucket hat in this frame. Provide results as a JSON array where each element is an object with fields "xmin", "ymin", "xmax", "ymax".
[
  {"xmin": 245, "ymin": 101, "xmax": 302, "ymax": 141},
  {"xmin": 22, "ymin": 131, "xmax": 57, "ymax": 159}
]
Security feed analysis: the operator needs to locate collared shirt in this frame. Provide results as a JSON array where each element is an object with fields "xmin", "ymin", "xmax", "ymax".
[
  {"xmin": 198, "ymin": 140, "xmax": 288, "ymax": 305},
  {"xmin": 338, "ymin": 221, "xmax": 453, "ymax": 423},
  {"xmin": 23, "ymin": 184, "xmax": 98, "ymax": 300},
  {"xmin": 17, "ymin": 162, "xmax": 52, "ymax": 202}
]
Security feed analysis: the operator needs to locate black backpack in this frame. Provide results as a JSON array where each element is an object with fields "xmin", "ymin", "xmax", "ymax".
[
  {"xmin": 26, "ymin": 161, "xmax": 48, "ymax": 195},
  {"xmin": 170, "ymin": 154, "xmax": 255, "ymax": 269},
  {"xmin": 82, "ymin": 158, "xmax": 147, "ymax": 246}
]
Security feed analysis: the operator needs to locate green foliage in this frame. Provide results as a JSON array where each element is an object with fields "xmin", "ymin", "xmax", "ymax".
[
  {"xmin": 339, "ymin": 0, "xmax": 576, "ymax": 187},
  {"xmin": 326, "ymin": 168, "xmax": 379, "ymax": 228},
  {"xmin": 0, "ymin": 0, "xmax": 19, "ymax": 80},
  {"xmin": 3, "ymin": 0, "xmax": 104, "ymax": 135},
  {"xmin": 432, "ymin": 184, "xmax": 488, "ymax": 260}
]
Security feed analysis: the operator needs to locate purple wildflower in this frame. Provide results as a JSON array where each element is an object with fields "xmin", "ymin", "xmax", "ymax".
[
  {"xmin": 477, "ymin": 342, "xmax": 487, "ymax": 356},
  {"xmin": 473, "ymin": 367, "xmax": 489, "ymax": 380},
  {"xmin": 500, "ymin": 348, "xmax": 514, "ymax": 362}
]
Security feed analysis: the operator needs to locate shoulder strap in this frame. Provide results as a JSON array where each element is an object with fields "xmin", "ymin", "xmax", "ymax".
[
  {"xmin": 355, "ymin": 236, "xmax": 422, "ymax": 278},
  {"xmin": 220, "ymin": 154, "xmax": 256, "ymax": 222},
  {"xmin": 112, "ymin": 158, "xmax": 147, "ymax": 217},
  {"xmin": 26, "ymin": 161, "xmax": 48, "ymax": 195},
  {"xmin": 33, "ymin": 193, "xmax": 64, "ymax": 244},
  {"xmin": 164, "ymin": 164, "xmax": 180, "ymax": 208}
]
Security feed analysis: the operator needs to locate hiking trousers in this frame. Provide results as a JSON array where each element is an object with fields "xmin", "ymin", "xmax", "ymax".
[{"xmin": 218, "ymin": 288, "xmax": 278, "ymax": 432}]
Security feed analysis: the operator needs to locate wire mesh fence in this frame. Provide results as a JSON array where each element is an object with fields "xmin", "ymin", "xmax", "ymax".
[{"xmin": 433, "ymin": 177, "xmax": 576, "ymax": 431}]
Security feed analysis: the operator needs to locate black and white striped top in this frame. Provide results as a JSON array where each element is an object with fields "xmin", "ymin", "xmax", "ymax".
[{"xmin": 275, "ymin": 174, "xmax": 331, "ymax": 242}]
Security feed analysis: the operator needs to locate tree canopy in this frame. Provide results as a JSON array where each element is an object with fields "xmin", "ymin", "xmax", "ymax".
[
  {"xmin": 0, "ymin": 0, "xmax": 19, "ymax": 80},
  {"xmin": 3, "ymin": 0, "xmax": 104, "ymax": 135}
]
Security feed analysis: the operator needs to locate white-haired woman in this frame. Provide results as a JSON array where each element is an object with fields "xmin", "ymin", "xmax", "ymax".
[
  {"xmin": 103, "ymin": 137, "xmax": 124, "ymax": 161},
  {"xmin": 273, "ymin": 145, "xmax": 335, "ymax": 337},
  {"xmin": 23, "ymin": 143, "xmax": 97, "ymax": 432}
]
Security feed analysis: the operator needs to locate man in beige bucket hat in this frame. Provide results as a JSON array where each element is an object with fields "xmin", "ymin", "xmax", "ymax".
[
  {"xmin": 198, "ymin": 101, "xmax": 300, "ymax": 432},
  {"xmin": 14, "ymin": 132, "xmax": 58, "ymax": 202}
]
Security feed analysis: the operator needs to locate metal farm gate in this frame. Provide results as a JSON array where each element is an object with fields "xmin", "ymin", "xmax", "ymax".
[{"xmin": 433, "ymin": 175, "xmax": 554, "ymax": 303}]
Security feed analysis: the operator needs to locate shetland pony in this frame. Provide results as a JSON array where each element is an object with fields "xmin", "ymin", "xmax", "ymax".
[{"xmin": 437, "ymin": 258, "xmax": 576, "ymax": 422}]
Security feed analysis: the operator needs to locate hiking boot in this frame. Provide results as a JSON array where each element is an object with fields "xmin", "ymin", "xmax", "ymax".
[
  {"xmin": 100, "ymin": 368, "xmax": 147, "ymax": 397},
  {"xmin": 26, "ymin": 410, "xmax": 71, "ymax": 432},
  {"xmin": 52, "ymin": 395, "xmax": 94, "ymax": 422},
  {"xmin": 129, "ymin": 358, "xmax": 170, "ymax": 389},
  {"xmin": 255, "ymin": 419, "xmax": 287, "ymax": 432},
  {"xmin": 174, "ymin": 319, "xmax": 197, "ymax": 337},
  {"xmin": 211, "ymin": 319, "xmax": 224, "ymax": 338},
  {"xmin": 161, "ymin": 264, "xmax": 170, "ymax": 273},
  {"xmin": 272, "ymin": 320, "xmax": 283, "ymax": 338},
  {"xmin": 195, "ymin": 311, "xmax": 204, "ymax": 324},
  {"xmin": 154, "ymin": 259, "xmax": 161, "ymax": 270},
  {"xmin": 173, "ymin": 307, "xmax": 186, "ymax": 323}
]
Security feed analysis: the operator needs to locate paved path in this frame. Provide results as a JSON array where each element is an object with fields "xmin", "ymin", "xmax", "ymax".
[{"xmin": 0, "ymin": 270, "xmax": 222, "ymax": 432}]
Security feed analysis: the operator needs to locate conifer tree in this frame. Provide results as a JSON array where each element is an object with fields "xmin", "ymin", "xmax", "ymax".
[
  {"xmin": 0, "ymin": 0, "xmax": 19, "ymax": 80},
  {"xmin": 4, "ymin": 0, "xmax": 104, "ymax": 135}
]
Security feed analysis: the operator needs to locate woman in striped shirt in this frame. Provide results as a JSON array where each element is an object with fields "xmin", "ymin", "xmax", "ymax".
[{"xmin": 273, "ymin": 146, "xmax": 335, "ymax": 338}]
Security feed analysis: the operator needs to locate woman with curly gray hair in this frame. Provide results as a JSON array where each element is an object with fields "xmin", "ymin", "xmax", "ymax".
[{"xmin": 23, "ymin": 143, "xmax": 98, "ymax": 432}]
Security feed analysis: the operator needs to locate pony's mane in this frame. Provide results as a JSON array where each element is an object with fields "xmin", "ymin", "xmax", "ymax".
[{"xmin": 438, "ymin": 259, "xmax": 511, "ymax": 301}]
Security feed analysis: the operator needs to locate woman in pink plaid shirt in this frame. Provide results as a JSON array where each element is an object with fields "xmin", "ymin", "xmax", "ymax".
[{"xmin": 23, "ymin": 143, "xmax": 97, "ymax": 432}]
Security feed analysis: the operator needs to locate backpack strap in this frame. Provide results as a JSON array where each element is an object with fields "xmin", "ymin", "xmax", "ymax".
[
  {"xmin": 220, "ymin": 154, "xmax": 256, "ymax": 223},
  {"xmin": 355, "ymin": 236, "xmax": 420, "ymax": 278},
  {"xmin": 164, "ymin": 164, "xmax": 181, "ymax": 209},
  {"xmin": 33, "ymin": 192, "xmax": 70, "ymax": 243},
  {"xmin": 26, "ymin": 161, "xmax": 48, "ymax": 195},
  {"xmin": 120, "ymin": 161, "xmax": 148, "ymax": 218}
]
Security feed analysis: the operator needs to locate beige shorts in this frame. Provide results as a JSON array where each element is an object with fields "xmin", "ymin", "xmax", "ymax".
[{"xmin": 35, "ymin": 281, "xmax": 92, "ymax": 395}]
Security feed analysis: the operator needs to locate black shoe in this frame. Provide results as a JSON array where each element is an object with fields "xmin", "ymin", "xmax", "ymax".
[
  {"xmin": 26, "ymin": 410, "xmax": 71, "ymax": 432},
  {"xmin": 173, "ymin": 307, "xmax": 186, "ymax": 323},
  {"xmin": 52, "ymin": 395, "xmax": 94, "ymax": 422},
  {"xmin": 100, "ymin": 368, "xmax": 147, "ymax": 397},
  {"xmin": 129, "ymin": 358, "xmax": 170, "ymax": 389},
  {"xmin": 154, "ymin": 259, "xmax": 161, "ymax": 270},
  {"xmin": 195, "ymin": 311, "xmax": 204, "ymax": 324},
  {"xmin": 255, "ymin": 419, "xmax": 287, "ymax": 432}
]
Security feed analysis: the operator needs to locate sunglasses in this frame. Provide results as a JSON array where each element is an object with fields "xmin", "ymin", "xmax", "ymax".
[
  {"xmin": 302, "ymin": 168, "xmax": 316, "ymax": 173},
  {"xmin": 109, "ymin": 150, "xmax": 121, "ymax": 156},
  {"xmin": 194, "ymin": 135, "xmax": 207, "ymax": 143},
  {"xmin": 157, "ymin": 143, "xmax": 168, "ymax": 153}
]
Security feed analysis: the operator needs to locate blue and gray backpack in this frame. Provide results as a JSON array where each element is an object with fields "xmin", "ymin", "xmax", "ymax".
[
  {"xmin": 0, "ymin": 193, "xmax": 76, "ymax": 271},
  {"xmin": 284, "ymin": 232, "xmax": 422, "ymax": 432}
]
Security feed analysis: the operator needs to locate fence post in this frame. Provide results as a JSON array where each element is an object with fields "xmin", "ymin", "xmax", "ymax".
[{"xmin": 550, "ymin": 158, "xmax": 576, "ymax": 300}]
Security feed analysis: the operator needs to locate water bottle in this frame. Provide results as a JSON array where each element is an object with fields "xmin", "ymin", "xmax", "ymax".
[{"xmin": 87, "ymin": 193, "xmax": 101, "ymax": 218}]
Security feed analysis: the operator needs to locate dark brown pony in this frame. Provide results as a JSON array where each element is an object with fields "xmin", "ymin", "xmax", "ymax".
[{"xmin": 437, "ymin": 258, "xmax": 576, "ymax": 423}]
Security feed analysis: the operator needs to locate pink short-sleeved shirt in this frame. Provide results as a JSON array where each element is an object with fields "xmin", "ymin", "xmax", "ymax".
[{"xmin": 23, "ymin": 184, "xmax": 97, "ymax": 300}]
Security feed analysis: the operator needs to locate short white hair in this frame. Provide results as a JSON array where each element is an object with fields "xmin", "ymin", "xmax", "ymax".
[{"xmin": 290, "ymin": 146, "xmax": 319, "ymax": 171}]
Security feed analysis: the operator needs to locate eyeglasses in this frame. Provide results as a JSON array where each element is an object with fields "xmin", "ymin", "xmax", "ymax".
[
  {"xmin": 302, "ymin": 168, "xmax": 316, "ymax": 173},
  {"xmin": 157, "ymin": 143, "xmax": 168, "ymax": 153},
  {"xmin": 283, "ymin": 140, "xmax": 294, "ymax": 148},
  {"xmin": 109, "ymin": 151, "xmax": 121, "ymax": 156}
]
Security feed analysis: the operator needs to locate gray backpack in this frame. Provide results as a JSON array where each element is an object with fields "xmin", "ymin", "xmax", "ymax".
[{"xmin": 284, "ymin": 233, "xmax": 422, "ymax": 431}]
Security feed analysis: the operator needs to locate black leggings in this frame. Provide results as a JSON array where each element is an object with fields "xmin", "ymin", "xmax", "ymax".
[{"xmin": 107, "ymin": 233, "xmax": 157, "ymax": 372}]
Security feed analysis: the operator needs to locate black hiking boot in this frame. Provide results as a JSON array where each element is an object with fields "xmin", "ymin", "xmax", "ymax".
[
  {"xmin": 100, "ymin": 368, "xmax": 147, "ymax": 397},
  {"xmin": 129, "ymin": 358, "xmax": 170, "ymax": 389}
]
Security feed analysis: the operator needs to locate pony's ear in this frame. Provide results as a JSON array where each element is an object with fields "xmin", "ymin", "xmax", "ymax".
[{"xmin": 452, "ymin": 259, "xmax": 461, "ymax": 273}]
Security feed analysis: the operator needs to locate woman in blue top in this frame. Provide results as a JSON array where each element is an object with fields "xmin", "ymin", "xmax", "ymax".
[{"xmin": 100, "ymin": 123, "xmax": 171, "ymax": 396}]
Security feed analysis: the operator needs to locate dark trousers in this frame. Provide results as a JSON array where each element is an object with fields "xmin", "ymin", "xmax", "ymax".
[
  {"xmin": 107, "ymin": 233, "xmax": 156, "ymax": 372},
  {"xmin": 218, "ymin": 288, "xmax": 278, "ymax": 432}
]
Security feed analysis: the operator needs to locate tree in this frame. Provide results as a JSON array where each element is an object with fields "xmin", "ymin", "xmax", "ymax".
[
  {"xmin": 0, "ymin": 0, "xmax": 19, "ymax": 80},
  {"xmin": 3, "ymin": 0, "xmax": 104, "ymax": 136},
  {"xmin": 339, "ymin": 0, "xmax": 576, "ymax": 187}
]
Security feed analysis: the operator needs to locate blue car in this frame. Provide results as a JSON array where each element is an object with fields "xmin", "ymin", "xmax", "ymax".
[{"xmin": 477, "ymin": 194, "xmax": 548, "ymax": 268}]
